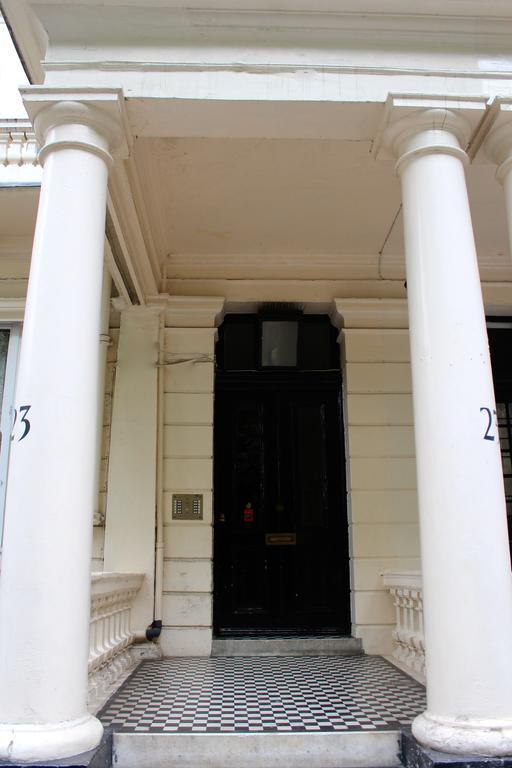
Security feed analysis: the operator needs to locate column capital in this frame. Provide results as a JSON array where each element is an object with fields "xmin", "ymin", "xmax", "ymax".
[
  {"xmin": 374, "ymin": 93, "xmax": 488, "ymax": 173},
  {"xmin": 482, "ymin": 99, "xmax": 512, "ymax": 183},
  {"xmin": 147, "ymin": 295, "xmax": 225, "ymax": 328},
  {"xmin": 20, "ymin": 87, "xmax": 131, "ymax": 166},
  {"xmin": 385, "ymin": 109, "xmax": 470, "ymax": 174}
]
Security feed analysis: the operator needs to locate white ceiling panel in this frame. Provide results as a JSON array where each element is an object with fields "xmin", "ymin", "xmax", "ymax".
[{"xmin": 134, "ymin": 137, "xmax": 402, "ymax": 259}]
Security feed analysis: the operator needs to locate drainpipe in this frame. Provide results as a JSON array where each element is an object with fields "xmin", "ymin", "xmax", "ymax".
[{"xmin": 147, "ymin": 310, "xmax": 165, "ymax": 641}]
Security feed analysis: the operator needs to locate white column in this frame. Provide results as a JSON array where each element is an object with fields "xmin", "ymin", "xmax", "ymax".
[
  {"xmin": 386, "ymin": 108, "xmax": 512, "ymax": 756},
  {"xmin": 0, "ymin": 92, "xmax": 127, "ymax": 762}
]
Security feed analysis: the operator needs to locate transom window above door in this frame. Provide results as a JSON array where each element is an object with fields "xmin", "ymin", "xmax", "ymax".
[{"xmin": 216, "ymin": 312, "xmax": 339, "ymax": 373}]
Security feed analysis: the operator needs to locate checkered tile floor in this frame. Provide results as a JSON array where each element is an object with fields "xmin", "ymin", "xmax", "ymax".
[{"xmin": 99, "ymin": 655, "xmax": 425, "ymax": 734}]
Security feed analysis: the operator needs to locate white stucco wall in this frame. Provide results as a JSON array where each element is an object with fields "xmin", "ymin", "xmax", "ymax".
[
  {"xmin": 343, "ymin": 327, "xmax": 420, "ymax": 654},
  {"xmin": 161, "ymin": 324, "xmax": 216, "ymax": 656}
]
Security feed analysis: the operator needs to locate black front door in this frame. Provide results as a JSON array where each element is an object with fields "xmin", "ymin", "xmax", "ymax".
[{"xmin": 213, "ymin": 314, "xmax": 350, "ymax": 636}]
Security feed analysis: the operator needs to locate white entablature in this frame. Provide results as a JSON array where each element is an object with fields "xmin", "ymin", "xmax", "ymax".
[{"xmin": 6, "ymin": 0, "xmax": 512, "ymax": 113}]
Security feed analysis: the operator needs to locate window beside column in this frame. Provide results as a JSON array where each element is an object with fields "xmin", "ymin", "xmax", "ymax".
[
  {"xmin": 0, "ymin": 325, "xmax": 21, "ymax": 546},
  {"xmin": 488, "ymin": 320, "xmax": 512, "ymax": 558},
  {"xmin": 496, "ymin": 403, "xmax": 512, "ymax": 545}
]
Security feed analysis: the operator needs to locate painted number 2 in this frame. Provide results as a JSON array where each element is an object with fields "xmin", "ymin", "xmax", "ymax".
[
  {"xmin": 11, "ymin": 405, "xmax": 32, "ymax": 442},
  {"xmin": 480, "ymin": 406, "xmax": 497, "ymax": 442}
]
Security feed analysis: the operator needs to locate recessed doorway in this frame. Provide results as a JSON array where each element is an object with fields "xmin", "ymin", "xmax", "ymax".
[{"xmin": 213, "ymin": 312, "xmax": 350, "ymax": 636}]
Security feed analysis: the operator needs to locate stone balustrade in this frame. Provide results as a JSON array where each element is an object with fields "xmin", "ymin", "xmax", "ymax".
[
  {"xmin": 88, "ymin": 572, "xmax": 144, "ymax": 710},
  {"xmin": 382, "ymin": 570, "xmax": 425, "ymax": 683},
  {"xmin": 0, "ymin": 123, "xmax": 39, "ymax": 167}
]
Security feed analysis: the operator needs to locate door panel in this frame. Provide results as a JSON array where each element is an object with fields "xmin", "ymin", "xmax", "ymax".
[{"xmin": 214, "ymin": 379, "xmax": 350, "ymax": 635}]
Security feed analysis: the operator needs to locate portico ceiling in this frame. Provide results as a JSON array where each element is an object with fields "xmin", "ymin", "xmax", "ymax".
[
  {"xmin": 132, "ymin": 135, "xmax": 511, "ymax": 282},
  {"xmin": 0, "ymin": 134, "xmax": 509, "ymax": 301}
]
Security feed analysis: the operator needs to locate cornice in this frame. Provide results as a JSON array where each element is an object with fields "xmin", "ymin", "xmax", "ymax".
[
  {"xmin": 330, "ymin": 298, "xmax": 409, "ymax": 329},
  {"xmin": 147, "ymin": 295, "xmax": 225, "ymax": 328},
  {"xmin": 9, "ymin": 1, "xmax": 512, "ymax": 99},
  {"xmin": 29, "ymin": 4, "xmax": 512, "ymax": 41},
  {"xmin": 0, "ymin": 298, "xmax": 26, "ymax": 322},
  {"xmin": 40, "ymin": 59, "xmax": 512, "ymax": 84},
  {"xmin": 23, "ymin": 0, "xmax": 512, "ymax": 15}
]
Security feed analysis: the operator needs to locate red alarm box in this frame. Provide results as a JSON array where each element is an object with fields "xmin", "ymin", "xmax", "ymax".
[{"xmin": 243, "ymin": 504, "xmax": 254, "ymax": 523}]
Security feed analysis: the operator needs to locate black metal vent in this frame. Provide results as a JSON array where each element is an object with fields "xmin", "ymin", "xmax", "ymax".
[{"xmin": 258, "ymin": 302, "xmax": 304, "ymax": 315}]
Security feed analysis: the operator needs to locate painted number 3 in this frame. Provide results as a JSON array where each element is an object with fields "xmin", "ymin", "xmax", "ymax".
[
  {"xmin": 11, "ymin": 405, "xmax": 32, "ymax": 442},
  {"xmin": 480, "ymin": 406, "xmax": 497, "ymax": 442}
]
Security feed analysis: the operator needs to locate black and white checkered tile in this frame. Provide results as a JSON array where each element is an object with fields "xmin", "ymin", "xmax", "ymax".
[{"xmin": 100, "ymin": 655, "xmax": 425, "ymax": 734}]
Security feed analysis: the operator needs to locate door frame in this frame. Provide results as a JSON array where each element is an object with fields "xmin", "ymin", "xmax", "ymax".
[{"xmin": 212, "ymin": 311, "xmax": 351, "ymax": 637}]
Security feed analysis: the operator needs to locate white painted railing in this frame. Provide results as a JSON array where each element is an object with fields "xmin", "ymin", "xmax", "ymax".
[
  {"xmin": 88, "ymin": 572, "xmax": 144, "ymax": 708},
  {"xmin": 382, "ymin": 570, "xmax": 425, "ymax": 682},
  {"xmin": 0, "ymin": 123, "xmax": 39, "ymax": 167}
]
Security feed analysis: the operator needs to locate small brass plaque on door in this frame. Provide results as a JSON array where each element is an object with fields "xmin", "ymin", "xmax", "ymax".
[
  {"xmin": 265, "ymin": 533, "xmax": 296, "ymax": 546},
  {"xmin": 172, "ymin": 494, "xmax": 203, "ymax": 520}
]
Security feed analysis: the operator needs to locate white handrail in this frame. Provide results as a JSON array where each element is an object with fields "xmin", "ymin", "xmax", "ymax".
[
  {"xmin": 383, "ymin": 570, "xmax": 425, "ymax": 682},
  {"xmin": 88, "ymin": 572, "xmax": 144, "ymax": 709}
]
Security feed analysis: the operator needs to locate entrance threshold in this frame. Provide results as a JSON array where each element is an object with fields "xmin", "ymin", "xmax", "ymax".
[
  {"xmin": 101, "ymin": 656, "xmax": 425, "ymax": 768},
  {"xmin": 212, "ymin": 635, "xmax": 362, "ymax": 656}
]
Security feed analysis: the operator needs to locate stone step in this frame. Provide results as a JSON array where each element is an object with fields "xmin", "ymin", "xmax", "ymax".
[
  {"xmin": 113, "ymin": 731, "xmax": 401, "ymax": 768},
  {"xmin": 211, "ymin": 635, "xmax": 363, "ymax": 656}
]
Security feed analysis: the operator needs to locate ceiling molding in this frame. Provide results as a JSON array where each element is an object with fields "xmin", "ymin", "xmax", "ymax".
[
  {"xmin": 124, "ymin": 160, "xmax": 161, "ymax": 289},
  {"xmin": 0, "ymin": 237, "xmax": 33, "ymax": 257},
  {"xmin": 147, "ymin": 295, "xmax": 225, "ymax": 328},
  {"xmin": 107, "ymin": 161, "xmax": 160, "ymax": 300},
  {"xmin": 482, "ymin": 282, "xmax": 512, "ymax": 308},
  {"xmin": 165, "ymin": 253, "xmax": 383, "ymax": 281},
  {"xmin": 164, "ymin": 252, "xmax": 511, "ymax": 282},
  {"xmin": 104, "ymin": 238, "xmax": 132, "ymax": 308},
  {"xmin": 0, "ymin": 297, "xmax": 25, "ymax": 321},
  {"xmin": 106, "ymin": 194, "xmax": 144, "ymax": 305},
  {"xmin": 164, "ymin": 278, "xmax": 407, "ymax": 303}
]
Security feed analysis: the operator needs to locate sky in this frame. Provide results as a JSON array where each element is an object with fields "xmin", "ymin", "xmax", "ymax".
[
  {"xmin": 0, "ymin": 16, "xmax": 42, "ymax": 184},
  {"xmin": 0, "ymin": 16, "xmax": 29, "ymax": 119}
]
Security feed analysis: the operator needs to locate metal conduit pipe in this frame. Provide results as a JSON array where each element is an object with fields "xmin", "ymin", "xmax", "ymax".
[
  {"xmin": 94, "ymin": 260, "xmax": 111, "ymax": 527},
  {"xmin": 147, "ymin": 310, "xmax": 165, "ymax": 642}
]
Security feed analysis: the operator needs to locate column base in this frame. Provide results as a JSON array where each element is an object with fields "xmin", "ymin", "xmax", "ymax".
[
  {"xmin": 403, "ymin": 728, "xmax": 512, "ymax": 768},
  {"xmin": 412, "ymin": 713, "xmax": 512, "ymax": 758},
  {"xmin": 0, "ymin": 714, "xmax": 103, "ymax": 764}
]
